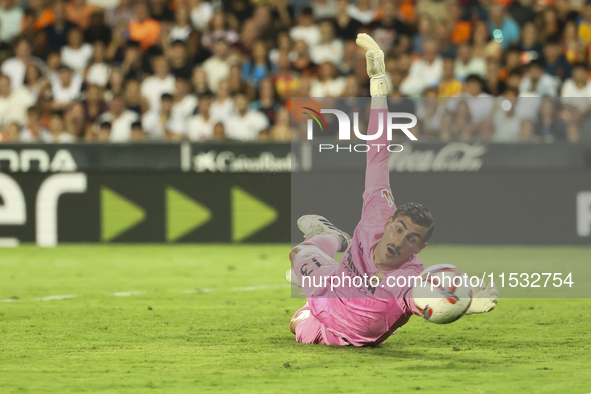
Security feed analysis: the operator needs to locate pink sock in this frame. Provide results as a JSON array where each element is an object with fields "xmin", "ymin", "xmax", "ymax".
[{"xmin": 301, "ymin": 234, "xmax": 341, "ymax": 258}]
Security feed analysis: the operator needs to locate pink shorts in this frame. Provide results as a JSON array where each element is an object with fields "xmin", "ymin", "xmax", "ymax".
[{"xmin": 292, "ymin": 303, "xmax": 349, "ymax": 346}]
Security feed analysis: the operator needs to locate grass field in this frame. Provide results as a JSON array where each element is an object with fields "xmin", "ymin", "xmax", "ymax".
[{"xmin": 1, "ymin": 245, "xmax": 590, "ymax": 393}]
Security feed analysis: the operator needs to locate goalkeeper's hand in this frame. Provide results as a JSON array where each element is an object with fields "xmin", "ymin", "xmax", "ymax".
[
  {"xmin": 355, "ymin": 33, "xmax": 388, "ymax": 97},
  {"xmin": 465, "ymin": 281, "xmax": 499, "ymax": 315}
]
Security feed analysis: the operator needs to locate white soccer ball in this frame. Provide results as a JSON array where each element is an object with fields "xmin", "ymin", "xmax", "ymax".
[{"xmin": 411, "ymin": 265, "xmax": 472, "ymax": 324}]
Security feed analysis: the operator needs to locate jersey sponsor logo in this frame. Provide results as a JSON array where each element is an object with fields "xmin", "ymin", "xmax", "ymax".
[{"xmin": 381, "ymin": 189, "xmax": 394, "ymax": 207}]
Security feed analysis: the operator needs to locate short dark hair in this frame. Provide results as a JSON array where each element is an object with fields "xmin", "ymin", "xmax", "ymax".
[
  {"xmin": 392, "ymin": 203, "xmax": 435, "ymax": 242},
  {"xmin": 528, "ymin": 59, "xmax": 544, "ymax": 69}
]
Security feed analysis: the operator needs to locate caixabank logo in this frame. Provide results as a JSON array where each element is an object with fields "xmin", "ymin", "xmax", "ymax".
[{"xmin": 302, "ymin": 107, "xmax": 418, "ymax": 153}]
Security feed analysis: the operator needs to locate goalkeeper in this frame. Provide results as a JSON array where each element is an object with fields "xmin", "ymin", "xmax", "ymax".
[{"xmin": 288, "ymin": 34, "xmax": 498, "ymax": 346}]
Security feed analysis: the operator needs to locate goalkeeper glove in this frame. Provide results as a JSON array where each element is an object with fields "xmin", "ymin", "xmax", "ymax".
[
  {"xmin": 355, "ymin": 33, "xmax": 388, "ymax": 97},
  {"xmin": 465, "ymin": 281, "xmax": 499, "ymax": 315}
]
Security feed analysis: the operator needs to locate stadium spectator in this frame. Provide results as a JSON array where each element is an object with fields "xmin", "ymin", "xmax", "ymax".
[
  {"xmin": 2, "ymin": 38, "xmax": 44, "ymax": 91},
  {"xmin": 438, "ymin": 56, "xmax": 462, "ymax": 97},
  {"xmin": 484, "ymin": 61, "xmax": 506, "ymax": 97},
  {"xmin": 190, "ymin": 0, "xmax": 214, "ymax": 32},
  {"xmin": 64, "ymin": 101, "xmax": 87, "ymax": 140},
  {"xmin": 291, "ymin": 39, "xmax": 316, "ymax": 76},
  {"xmin": 289, "ymin": 7, "xmax": 320, "ymax": 48},
  {"xmin": 348, "ymin": 0, "xmax": 375, "ymax": 25},
  {"xmin": 448, "ymin": 2, "xmax": 471, "ymax": 45},
  {"xmin": 310, "ymin": 61, "xmax": 345, "ymax": 97},
  {"xmin": 520, "ymin": 59, "xmax": 558, "ymax": 96},
  {"xmin": 61, "ymin": 27, "xmax": 92, "ymax": 74},
  {"xmin": 400, "ymin": 39, "xmax": 442, "ymax": 96},
  {"xmin": 471, "ymin": 20, "xmax": 492, "ymax": 60},
  {"xmin": 209, "ymin": 78, "xmax": 234, "ymax": 121},
  {"xmin": 86, "ymin": 41, "xmax": 110, "ymax": 87},
  {"xmin": 201, "ymin": 11, "xmax": 238, "ymax": 49},
  {"xmin": 48, "ymin": 110, "xmax": 76, "ymax": 142},
  {"xmin": 310, "ymin": 20, "xmax": 343, "ymax": 66},
  {"xmin": 225, "ymin": 92, "xmax": 269, "ymax": 141},
  {"xmin": 50, "ymin": 64, "xmax": 83, "ymax": 109},
  {"xmin": 23, "ymin": 63, "xmax": 46, "ymax": 100},
  {"xmin": 332, "ymin": 0, "xmax": 363, "ymax": 41},
  {"xmin": 455, "ymin": 42, "xmax": 486, "ymax": 80},
  {"xmin": 130, "ymin": 121, "xmax": 147, "ymax": 141},
  {"xmin": 129, "ymin": 2, "xmax": 161, "ymax": 51},
  {"xmin": 82, "ymin": 84, "xmax": 108, "ymax": 127},
  {"xmin": 313, "ymin": 0, "xmax": 336, "ymax": 20},
  {"xmin": 94, "ymin": 94, "xmax": 139, "ymax": 142},
  {"xmin": 487, "ymin": 3, "xmax": 520, "ymax": 50},
  {"xmin": 84, "ymin": 11, "xmax": 112, "ymax": 45},
  {"xmin": 411, "ymin": 14, "xmax": 434, "ymax": 55},
  {"xmin": 274, "ymin": 50, "xmax": 300, "ymax": 101},
  {"xmin": 0, "ymin": 0, "xmax": 23, "ymax": 42},
  {"xmin": 202, "ymin": 38, "xmax": 236, "ymax": 92},
  {"xmin": 191, "ymin": 66, "xmax": 213, "ymax": 97},
  {"xmin": 168, "ymin": 39, "xmax": 193, "ymax": 79},
  {"xmin": 242, "ymin": 40, "xmax": 274, "ymax": 87},
  {"xmin": 66, "ymin": 0, "xmax": 97, "ymax": 30},
  {"xmin": 492, "ymin": 92, "xmax": 522, "ymax": 142},
  {"xmin": 433, "ymin": 19, "xmax": 456, "ymax": 59},
  {"xmin": 561, "ymin": 63, "xmax": 591, "ymax": 111},
  {"xmin": 142, "ymin": 93, "xmax": 184, "ymax": 140},
  {"xmin": 141, "ymin": 54, "xmax": 174, "ymax": 112},
  {"xmin": 369, "ymin": 0, "xmax": 411, "ymax": 54},
  {"xmin": 534, "ymin": 97, "xmax": 567, "ymax": 142},
  {"xmin": 250, "ymin": 77, "xmax": 281, "ymax": 126},
  {"xmin": 148, "ymin": 0, "xmax": 174, "ymax": 23},
  {"xmin": 563, "ymin": 21, "xmax": 585, "ymax": 64},
  {"xmin": 123, "ymin": 79, "xmax": 143, "ymax": 114},
  {"xmin": 508, "ymin": 0, "xmax": 537, "ymax": 27},
  {"xmin": 104, "ymin": 0, "xmax": 134, "ymax": 28},
  {"xmin": 187, "ymin": 93, "xmax": 215, "ymax": 141},
  {"xmin": 543, "ymin": 39, "xmax": 572, "ymax": 81},
  {"xmin": 0, "ymin": 74, "xmax": 35, "ymax": 129},
  {"xmin": 171, "ymin": 77, "xmax": 197, "ymax": 121},
  {"xmin": 45, "ymin": 1, "xmax": 77, "ymax": 51},
  {"xmin": 519, "ymin": 21, "xmax": 543, "ymax": 63},
  {"xmin": 211, "ymin": 121, "xmax": 226, "ymax": 141},
  {"xmin": 169, "ymin": 6, "xmax": 193, "ymax": 42},
  {"xmin": 416, "ymin": 87, "xmax": 446, "ymax": 137},
  {"xmin": 20, "ymin": 106, "xmax": 51, "ymax": 142},
  {"xmin": 538, "ymin": 7, "xmax": 563, "ymax": 44}
]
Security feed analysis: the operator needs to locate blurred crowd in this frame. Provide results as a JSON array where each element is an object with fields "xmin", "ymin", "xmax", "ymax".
[{"xmin": 0, "ymin": 0, "xmax": 590, "ymax": 143}]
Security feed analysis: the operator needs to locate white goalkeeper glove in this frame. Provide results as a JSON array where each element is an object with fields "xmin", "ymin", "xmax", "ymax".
[
  {"xmin": 355, "ymin": 33, "xmax": 388, "ymax": 97},
  {"xmin": 465, "ymin": 281, "xmax": 499, "ymax": 315}
]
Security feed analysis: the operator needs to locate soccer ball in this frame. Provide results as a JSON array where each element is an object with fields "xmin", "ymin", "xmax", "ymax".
[{"xmin": 411, "ymin": 265, "xmax": 473, "ymax": 324}]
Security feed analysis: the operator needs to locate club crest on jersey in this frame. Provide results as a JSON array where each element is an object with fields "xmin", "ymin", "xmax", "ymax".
[
  {"xmin": 303, "ymin": 253, "xmax": 314, "ymax": 259},
  {"xmin": 381, "ymin": 189, "xmax": 394, "ymax": 207}
]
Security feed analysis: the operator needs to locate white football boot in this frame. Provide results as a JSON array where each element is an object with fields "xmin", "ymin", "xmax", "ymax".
[{"xmin": 296, "ymin": 215, "xmax": 352, "ymax": 253}]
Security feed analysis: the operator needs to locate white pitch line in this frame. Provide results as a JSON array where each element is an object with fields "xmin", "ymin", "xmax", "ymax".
[
  {"xmin": 31, "ymin": 294, "xmax": 78, "ymax": 301},
  {"xmin": 3, "ymin": 284, "xmax": 290, "ymax": 302},
  {"xmin": 111, "ymin": 291, "xmax": 146, "ymax": 297},
  {"xmin": 182, "ymin": 283, "xmax": 290, "ymax": 294}
]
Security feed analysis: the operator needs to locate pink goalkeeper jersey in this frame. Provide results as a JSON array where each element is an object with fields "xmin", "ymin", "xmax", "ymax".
[{"xmin": 308, "ymin": 105, "xmax": 424, "ymax": 346}]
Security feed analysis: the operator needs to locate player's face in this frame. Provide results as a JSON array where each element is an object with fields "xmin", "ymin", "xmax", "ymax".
[{"xmin": 375, "ymin": 215, "xmax": 429, "ymax": 269}]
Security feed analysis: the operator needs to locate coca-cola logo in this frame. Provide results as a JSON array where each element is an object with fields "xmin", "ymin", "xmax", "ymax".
[{"xmin": 389, "ymin": 143, "xmax": 487, "ymax": 172}]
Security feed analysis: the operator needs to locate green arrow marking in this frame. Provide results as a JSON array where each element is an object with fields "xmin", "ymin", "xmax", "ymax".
[
  {"xmin": 232, "ymin": 186, "xmax": 277, "ymax": 242},
  {"xmin": 101, "ymin": 187, "xmax": 146, "ymax": 242},
  {"xmin": 166, "ymin": 187, "xmax": 212, "ymax": 242}
]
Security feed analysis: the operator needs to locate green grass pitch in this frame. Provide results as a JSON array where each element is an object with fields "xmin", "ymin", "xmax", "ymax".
[{"xmin": 1, "ymin": 245, "xmax": 590, "ymax": 393}]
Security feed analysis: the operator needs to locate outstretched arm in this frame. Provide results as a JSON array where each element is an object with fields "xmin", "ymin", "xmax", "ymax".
[{"xmin": 356, "ymin": 34, "xmax": 390, "ymax": 194}]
